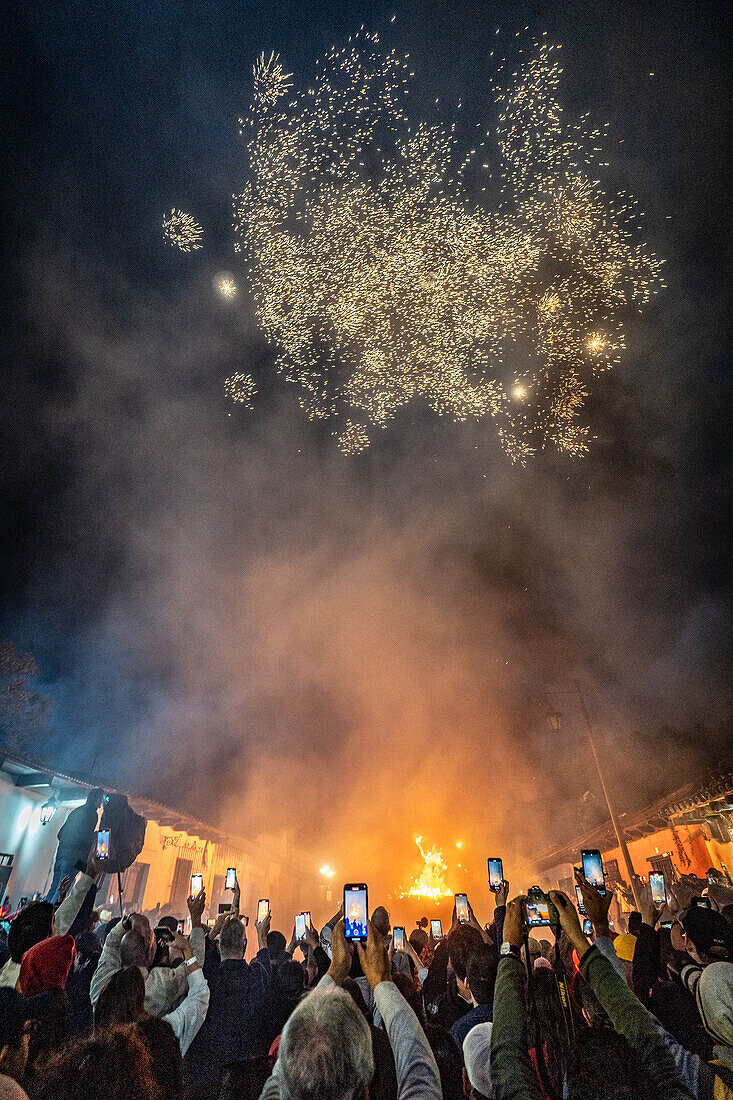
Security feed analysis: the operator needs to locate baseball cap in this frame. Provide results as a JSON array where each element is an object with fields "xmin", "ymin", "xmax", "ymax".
[
  {"xmin": 613, "ymin": 933, "xmax": 637, "ymax": 962},
  {"xmin": 681, "ymin": 907, "xmax": 733, "ymax": 960}
]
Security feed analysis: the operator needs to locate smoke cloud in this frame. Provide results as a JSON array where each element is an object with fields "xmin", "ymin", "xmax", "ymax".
[{"xmin": 3, "ymin": 0, "xmax": 730, "ymax": 907}]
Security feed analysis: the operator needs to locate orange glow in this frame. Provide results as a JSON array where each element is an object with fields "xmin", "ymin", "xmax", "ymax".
[{"xmin": 401, "ymin": 836, "xmax": 453, "ymax": 900}]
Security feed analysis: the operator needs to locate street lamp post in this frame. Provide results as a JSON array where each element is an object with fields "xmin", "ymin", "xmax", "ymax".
[{"xmin": 546, "ymin": 679, "xmax": 640, "ymax": 908}]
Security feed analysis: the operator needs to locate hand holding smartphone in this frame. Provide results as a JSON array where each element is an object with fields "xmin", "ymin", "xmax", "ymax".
[
  {"xmin": 96, "ymin": 830, "xmax": 110, "ymax": 861},
  {"xmin": 581, "ymin": 849, "xmax": 606, "ymax": 896},
  {"xmin": 649, "ymin": 872, "xmax": 666, "ymax": 906},
  {"xmin": 344, "ymin": 883, "xmax": 368, "ymax": 943},
  {"xmin": 488, "ymin": 858, "xmax": 503, "ymax": 892}
]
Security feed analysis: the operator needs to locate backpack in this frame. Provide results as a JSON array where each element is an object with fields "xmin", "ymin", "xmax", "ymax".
[{"xmin": 99, "ymin": 793, "xmax": 146, "ymax": 874}]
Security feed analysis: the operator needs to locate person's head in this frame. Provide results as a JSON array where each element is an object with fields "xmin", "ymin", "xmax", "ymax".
[
  {"xmin": 693, "ymin": 960, "xmax": 733, "ymax": 1051},
  {"xmin": 7, "ymin": 901, "xmax": 54, "ymax": 962},
  {"xmin": 73, "ymin": 932, "xmax": 102, "ymax": 974},
  {"xmin": 0, "ymin": 988, "xmax": 38, "ymax": 1081},
  {"xmin": 520, "ymin": 937, "xmax": 542, "ymax": 967},
  {"xmin": 220, "ymin": 916, "xmax": 247, "ymax": 960},
  {"xmin": 94, "ymin": 967, "xmax": 146, "ymax": 1031},
  {"xmin": 393, "ymin": 972, "xmax": 425, "ymax": 1025},
  {"xmin": 423, "ymin": 1024, "xmax": 463, "ymax": 1100},
  {"xmin": 409, "ymin": 929, "xmax": 428, "ymax": 955},
  {"xmin": 462, "ymin": 1022, "xmax": 493, "ymax": 1099},
  {"xmin": 267, "ymin": 929, "xmax": 288, "ymax": 965},
  {"xmin": 277, "ymin": 984, "xmax": 374, "ymax": 1099},
  {"xmin": 465, "ymin": 944, "xmax": 498, "ymax": 1007},
  {"xmin": 628, "ymin": 911, "xmax": 642, "ymax": 936},
  {"xmin": 680, "ymin": 907, "xmax": 733, "ymax": 964},
  {"xmin": 447, "ymin": 925, "xmax": 484, "ymax": 998},
  {"xmin": 120, "ymin": 929, "xmax": 151, "ymax": 969},
  {"xmin": 136, "ymin": 1014, "xmax": 184, "ymax": 1100},
  {"xmin": 566, "ymin": 1026, "xmax": 663, "ymax": 1100},
  {"xmin": 87, "ymin": 788, "xmax": 104, "ymax": 810},
  {"xmin": 156, "ymin": 916, "xmax": 178, "ymax": 934},
  {"xmin": 19, "ymin": 935, "xmax": 74, "ymax": 996},
  {"xmin": 34, "ymin": 1025, "xmax": 160, "ymax": 1100},
  {"xmin": 371, "ymin": 906, "xmax": 390, "ymax": 938},
  {"xmin": 274, "ymin": 959, "xmax": 306, "ymax": 1001}
]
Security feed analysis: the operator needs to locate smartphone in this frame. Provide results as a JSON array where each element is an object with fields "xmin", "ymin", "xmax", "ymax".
[
  {"xmin": 430, "ymin": 918, "xmax": 443, "ymax": 939},
  {"xmin": 581, "ymin": 849, "xmax": 606, "ymax": 896},
  {"xmin": 207, "ymin": 917, "xmax": 217, "ymax": 928},
  {"xmin": 455, "ymin": 893, "xmax": 469, "ymax": 923},
  {"xmin": 303, "ymin": 910, "xmax": 312, "ymax": 928},
  {"xmin": 190, "ymin": 873, "xmax": 204, "ymax": 895},
  {"xmin": 257, "ymin": 898, "xmax": 270, "ymax": 923},
  {"xmin": 225, "ymin": 867, "xmax": 237, "ymax": 891},
  {"xmin": 583, "ymin": 918, "xmax": 593, "ymax": 936},
  {"xmin": 488, "ymin": 858, "xmax": 503, "ymax": 892},
  {"xmin": 649, "ymin": 872, "xmax": 666, "ymax": 905},
  {"xmin": 393, "ymin": 926, "xmax": 405, "ymax": 951},
  {"xmin": 344, "ymin": 883, "xmax": 368, "ymax": 942},
  {"xmin": 295, "ymin": 913, "xmax": 306, "ymax": 940},
  {"xmin": 177, "ymin": 919, "xmax": 185, "ymax": 934},
  {"xmin": 96, "ymin": 829, "xmax": 111, "ymax": 861},
  {"xmin": 692, "ymin": 896, "xmax": 711, "ymax": 909},
  {"xmin": 575, "ymin": 884, "xmax": 587, "ymax": 915}
]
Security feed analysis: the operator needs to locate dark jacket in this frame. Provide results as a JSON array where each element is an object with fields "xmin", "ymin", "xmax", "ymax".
[
  {"xmin": 185, "ymin": 950, "xmax": 271, "ymax": 1096},
  {"xmin": 450, "ymin": 1000, "xmax": 493, "ymax": 1052},
  {"xmin": 56, "ymin": 802, "xmax": 98, "ymax": 861}
]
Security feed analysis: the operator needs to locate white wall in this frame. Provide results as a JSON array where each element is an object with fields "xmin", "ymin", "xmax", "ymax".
[{"xmin": 0, "ymin": 772, "xmax": 75, "ymax": 903}]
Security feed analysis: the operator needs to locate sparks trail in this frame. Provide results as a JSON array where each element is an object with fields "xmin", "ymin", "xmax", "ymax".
[
  {"xmin": 162, "ymin": 209, "xmax": 204, "ymax": 252},
  {"xmin": 233, "ymin": 30, "xmax": 664, "ymax": 460}
]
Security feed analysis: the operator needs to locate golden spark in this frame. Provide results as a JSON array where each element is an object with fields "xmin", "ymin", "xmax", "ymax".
[
  {"xmin": 224, "ymin": 372, "xmax": 257, "ymax": 407},
  {"xmin": 162, "ymin": 209, "xmax": 203, "ymax": 252},
  {"xmin": 234, "ymin": 31, "xmax": 664, "ymax": 460}
]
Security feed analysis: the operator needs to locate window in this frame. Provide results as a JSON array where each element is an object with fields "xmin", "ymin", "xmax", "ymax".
[{"xmin": 124, "ymin": 862, "xmax": 150, "ymax": 910}]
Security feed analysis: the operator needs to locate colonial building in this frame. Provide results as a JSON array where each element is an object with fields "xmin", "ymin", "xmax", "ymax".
[
  {"xmin": 0, "ymin": 754, "xmax": 333, "ymax": 925},
  {"xmin": 533, "ymin": 762, "xmax": 733, "ymax": 907}
]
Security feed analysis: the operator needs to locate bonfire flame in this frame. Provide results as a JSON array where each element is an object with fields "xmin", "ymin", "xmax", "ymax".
[{"xmin": 401, "ymin": 836, "xmax": 453, "ymax": 900}]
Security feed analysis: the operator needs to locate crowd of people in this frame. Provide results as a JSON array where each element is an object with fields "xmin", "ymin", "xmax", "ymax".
[{"xmin": 0, "ymin": 847, "xmax": 732, "ymax": 1099}]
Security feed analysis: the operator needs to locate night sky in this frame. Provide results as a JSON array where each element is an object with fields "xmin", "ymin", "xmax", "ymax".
[{"xmin": 2, "ymin": 0, "xmax": 730, "ymax": 886}]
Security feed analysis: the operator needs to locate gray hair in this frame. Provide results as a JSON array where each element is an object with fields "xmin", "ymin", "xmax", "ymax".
[
  {"xmin": 278, "ymin": 985, "xmax": 374, "ymax": 1100},
  {"xmin": 219, "ymin": 918, "xmax": 246, "ymax": 959}
]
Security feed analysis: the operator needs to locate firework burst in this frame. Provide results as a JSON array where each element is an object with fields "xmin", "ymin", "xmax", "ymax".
[
  {"xmin": 162, "ymin": 209, "xmax": 204, "ymax": 252},
  {"xmin": 225, "ymin": 372, "xmax": 257, "ymax": 407},
  {"xmin": 234, "ymin": 30, "xmax": 664, "ymax": 460},
  {"xmin": 253, "ymin": 51, "xmax": 293, "ymax": 107}
]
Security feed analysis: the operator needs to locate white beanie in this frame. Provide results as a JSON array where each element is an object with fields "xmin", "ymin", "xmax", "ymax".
[
  {"xmin": 463, "ymin": 1022, "xmax": 494, "ymax": 1097},
  {"xmin": 696, "ymin": 962, "xmax": 733, "ymax": 1049}
]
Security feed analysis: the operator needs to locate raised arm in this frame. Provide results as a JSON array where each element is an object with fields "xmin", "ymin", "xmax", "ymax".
[
  {"xmin": 550, "ymin": 890, "xmax": 691, "ymax": 1100},
  {"xmin": 161, "ymin": 932, "xmax": 210, "ymax": 1054},
  {"xmin": 358, "ymin": 919, "xmax": 441, "ymax": 1100},
  {"xmin": 489, "ymin": 896, "xmax": 544, "ymax": 1100},
  {"xmin": 89, "ymin": 916, "xmax": 125, "ymax": 1006}
]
